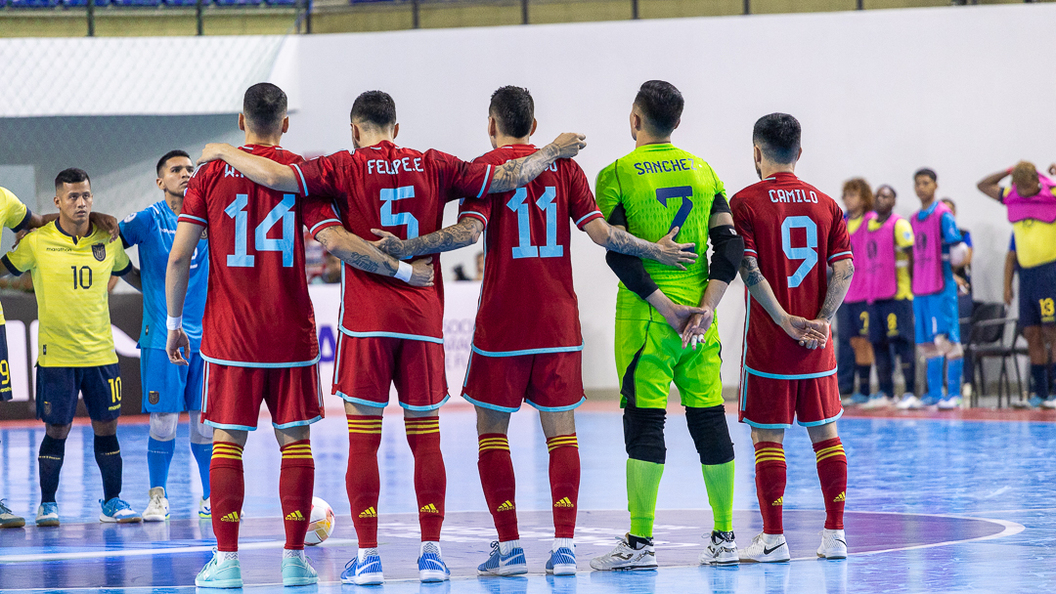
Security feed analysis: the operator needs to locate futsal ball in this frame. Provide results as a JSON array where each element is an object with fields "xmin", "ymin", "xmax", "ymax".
[
  {"xmin": 949, "ymin": 242, "xmax": 969, "ymax": 267},
  {"xmin": 305, "ymin": 497, "xmax": 335, "ymax": 546}
]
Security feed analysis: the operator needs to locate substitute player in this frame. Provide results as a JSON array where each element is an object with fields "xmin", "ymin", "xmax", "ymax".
[
  {"xmin": 978, "ymin": 162, "xmax": 1056, "ymax": 408},
  {"xmin": 732, "ymin": 113, "xmax": 852, "ymax": 562},
  {"xmin": 369, "ymin": 86, "xmax": 697, "ymax": 576},
  {"xmin": 1, "ymin": 168, "xmax": 142, "ymax": 527},
  {"xmin": 199, "ymin": 89, "xmax": 585, "ymax": 585},
  {"xmin": 838, "ymin": 178, "xmax": 875, "ymax": 403},
  {"xmin": 588, "ymin": 80, "xmax": 745, "ymax": 570},
  {"xmin": 861, "ymin": 184, "xmax": 917, "ymax": 409},
  {"xmin": 121, "ymin": 150, "xmax": 212, "ymax": 522},
  {"xmin": 173, "ymin": 84, "xmax": 435, "ymax": 589},
  {"xmin": 902, "ymin": 169, "xmax": 964, "ymax": 409}
]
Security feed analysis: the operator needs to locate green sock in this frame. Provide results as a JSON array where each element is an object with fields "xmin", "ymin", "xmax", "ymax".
[
  {"xmin": 701, "ymin": 459, "xmax": 735, "ymax": 532},
  {"xmin": 626, "ymin": 458, "xmax": 664, "ymax": 538}
]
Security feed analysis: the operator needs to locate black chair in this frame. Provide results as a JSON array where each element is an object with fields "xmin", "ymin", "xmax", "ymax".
[{"xmin": 964, "ymin": 302, "xmax": 1023, "ymax": 407}]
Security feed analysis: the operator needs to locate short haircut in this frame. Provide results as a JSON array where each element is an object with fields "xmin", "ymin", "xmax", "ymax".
[
  {"xmin": 243, "ymin": 82, "xmax": 288, "ymax": 135},
  {"xmin": 842, "ymin": 178, "xmax": 874, "ymax": 212},
  {"xmin": 940, "ymin": 198, "xmax": 956, "ymax": 214},
  {"xmin": 753, "ymin": 113, "xmax": 801, "ymax": 165},
  {"xmin": 55, "ymin": 168, "xmax": 90, "ymax": 191},
  {"xmin": 1012, "ymin": 161, "xmax": 1038, "ymax": 193},
  {"xmin": 633, "ymin": 80, "xmax": 683, "ymax": 136},
  {"xmin": 156, "ymin": 150, "xmax": 191, "ymax": 177},
  {"xmin": 350, "ymin": 90, "xmax": 397, "ymax": 129},
  {"xmin": 876, "ymin": 184, "xmax": 897, "ymax": 199},
  {"xmin": 914, "ymin": 168, "xmax": 937, "ymax": 183},
  {"xmin": 489, "ymin": 86, "xmax": 535, "ymax": 139}
]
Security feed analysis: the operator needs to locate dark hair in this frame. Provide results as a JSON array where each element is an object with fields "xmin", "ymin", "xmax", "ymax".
[
  {"xmin": 875, "ymin": 184, "xmax": 897, "ymax": 198},
  {"xmin": 633, "ymin": 80, "xmax": 683, "ymax": 136},
  {"xmin": 350, "ymin": 90, "xmax": 397, "ymax": 128},
  {"xmin": 489, "ymin": 86, "xmax": 535, "ymax": 139},
  {"xmin": 753, "ymin": 113, "xmax": 801, "ymax": 164},
  {"xmin": 243, "ymin": 82, "xmax": 288, "ymax": 135},
  {"xmin": 156, "ymin": 150, "xmax": 191, "ymax": 176},
  {"xmin": 914, "ymin": 168, "xmax": 937, "ymax": 183},
  {"xmin": 842, "ymin": 178, "xmax": 874, "ymax": 212},
  {"xmin": 55, "ymin": 168, "xmax": 90, "ymax": 190}
]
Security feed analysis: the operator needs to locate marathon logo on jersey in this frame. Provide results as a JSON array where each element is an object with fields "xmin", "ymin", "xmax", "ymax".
[
  {"xmin": 92, "ymin": 243, "xmax": 106, "ymax": 262},
  {"xmin": 148, "ymin": 391, "xmax": 160, "ymax": 405}
]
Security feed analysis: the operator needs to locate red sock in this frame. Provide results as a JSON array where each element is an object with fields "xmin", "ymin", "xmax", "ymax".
[
  {"xmin": 280, "ymin": 440, "xmax": 315, "ymax": 550},
  {"xmin": 547, "ymin": 434, "xmax": 580, "ymax": 539},
  {"xmin": 346, "ymin": 415, "xmax": 382, "ymax": 548},
  {"xmin": 813, "ymin": 437, "xmax": 847, "ymax": 530},
  {"xmin": 405, "ymin": 417, "xmax": 446, "ymax": 542},
  {"xmin": 478, "ymin": 433, "xmax": 518, "ymax": 541},
  {"xmin": 210, "ymin": 442, "xmax": 245, "ymax": 552},
  {"xmin": 754, "ymin": 441, "xmax": 786, "ymax": 535}
]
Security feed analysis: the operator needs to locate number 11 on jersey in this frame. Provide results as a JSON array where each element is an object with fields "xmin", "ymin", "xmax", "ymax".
[{"xmin": 509, "ymin": 186, "xmax": 562, "ymax": 259}]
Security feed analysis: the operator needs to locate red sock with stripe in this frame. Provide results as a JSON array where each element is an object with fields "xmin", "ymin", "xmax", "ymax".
[
  {"xmin": 547, "ymin": 434, "xmax": 580, "ymax": 539},
  {"xmin": 478, "ymin": 433, "xmax": 518, "ymax": 541},
  {"xmin": 405, "ymin": 416, "xmax": 446, "ymax": 542},
  {"xmin": 346, "ymin": 415, "xmax": 382, "ymax": 548},
  {"xmin": 754, "ymin": 441, "xmax": 786, "ymax": 535},
  {"xmin": 813, "ymin": 437, "xmax": 847, "ymax": 530},
  {"xmin": 280, "ymin": 440, "xmax": 315, "ymax": 550},
  {"xmin": 210, "ymin": 441, "xmax": 244, "ymax": 552}
]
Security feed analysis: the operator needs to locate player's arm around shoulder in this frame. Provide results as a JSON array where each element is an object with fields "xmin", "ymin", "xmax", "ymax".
[
  {"xmin": 316, "ymin": 226, "xmax": 434, "ymax": 288},
  {"xmin": 0, "ymin": 227, "xmax": 36, "ymax": 277}
]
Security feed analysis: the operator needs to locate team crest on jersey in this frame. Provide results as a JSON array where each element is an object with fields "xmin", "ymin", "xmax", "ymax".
[
  {"xmin": 92, "ymin": 243, "xmax": 106, "ymax": 262},
  {"xmin": 148, "ymin": 391, "xmax": 160, "ymax": 405},
  {"xmin": 122, "ymin": 212, "xmax": 136, "ymax": 223}
]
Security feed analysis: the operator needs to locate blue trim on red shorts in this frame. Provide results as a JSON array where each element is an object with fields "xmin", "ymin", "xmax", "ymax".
[
  {"xmin": 273, "ymin": 416, "xmax": 322, "ymax": 429},
  {"xmin": 526, "ymin": 396, "xmax": 585, "ymax": 413},
  {"xmin": 462, "ymin": 393, "xmax": 520, "ymax": 413},
  {"xmin": 744, "ymin": 366, "xmax": 837, "ymax": 380},
  {"xmin": 203, "ymin": 420, "xmax": 258, "ymax": 431},
  {"xmin": 399, "ymin": 394, "xmax": 449, "ymax": 412},
  {"xmin": 799, "ymin": 409, "xmax": 843, "ymax": 427}
]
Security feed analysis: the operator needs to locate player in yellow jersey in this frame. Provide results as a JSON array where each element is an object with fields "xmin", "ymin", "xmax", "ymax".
[{"xmin": 1, "ymin": 169, "xmax": 141, "ymax": 527}]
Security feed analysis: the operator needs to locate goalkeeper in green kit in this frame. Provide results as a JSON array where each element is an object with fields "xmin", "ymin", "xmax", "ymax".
[{"xmin": 589, "ymin": 81, "xmax": 744, "ymax": 570}]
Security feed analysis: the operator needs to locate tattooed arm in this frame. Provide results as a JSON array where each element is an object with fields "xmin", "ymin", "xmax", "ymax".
[
  {"xmin": 582, "ymin": 219, "xmax": 697, "ymax": 268},
  {"xmin": 487, "ymin": 133, "xmax": 586, "ymax": 193},
  {"xmin": 316, "ymin": 226, "xmax": 434, "ymax": 286},
  {"xmin": 370, "ymin": 217, "xmax": 484, "ymax": 260},
  {"xmin": 740, "ymin": 255, "xmax": 828, "ymax": 348},
  {"xmin": 816, "ymin": 258, "xmax": 854, "ymax": 322}
]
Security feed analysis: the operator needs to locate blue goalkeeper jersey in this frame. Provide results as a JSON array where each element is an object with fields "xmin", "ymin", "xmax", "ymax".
[{"xmin": 120, "ymin": 199, "xmax": 209, "ymax": 351}]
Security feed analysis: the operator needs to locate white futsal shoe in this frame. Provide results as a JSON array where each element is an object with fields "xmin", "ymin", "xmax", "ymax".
[
  {"xmin": 589, "ymin": 534, "xmax": 657, "ymax": 571},
  {"xmin": 817, "ymin": 529, "xmax": 848, "ymax": 559},
  {"xmin": 738, "ymin": 532, "xmax": 790, "ymax": 563},
  {"xmin": 143, "ymin": 487, "xmax": 169, "ymax": 522},
  {"xmin": 895, "ymin": 394, "xmax": 921, "ymax": 410},
  {"xmin": 699, "ymin": 530, "xmax": 739, "ymax": 565}
]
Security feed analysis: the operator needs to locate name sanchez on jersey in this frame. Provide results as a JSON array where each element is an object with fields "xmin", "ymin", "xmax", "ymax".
[
  {"xmin": 769, "ymin": 188, "xmax": 820, "ymax": 203},
  {"xmin": 633, "ymin": 158, "xmax": 705, "ymax": 176}
]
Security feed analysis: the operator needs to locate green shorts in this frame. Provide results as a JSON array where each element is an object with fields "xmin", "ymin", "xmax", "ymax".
[{"xmin": 615, "ymin": 317, "xmax": 724, "ymax": 410}]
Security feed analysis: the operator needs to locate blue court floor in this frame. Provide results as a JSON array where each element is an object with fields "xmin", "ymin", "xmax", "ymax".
[{"xmin": 0, "ymin": 402, "xmax": 1053, "ymax": 593}]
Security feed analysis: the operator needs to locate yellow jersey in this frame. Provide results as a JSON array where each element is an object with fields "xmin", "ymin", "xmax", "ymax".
[
  {"xmin": 0, "ymin": 187, "xmax": 31, "ymax": 325},
  {"xmin": 1001, "ymin": 186, "xmax": 1056, "ymax": 268},
  {"xmin": 1, "ymin": 221, "xmax": 132, "ymax": 367}
]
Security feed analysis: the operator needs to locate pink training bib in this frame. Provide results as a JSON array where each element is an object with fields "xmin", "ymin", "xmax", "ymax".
[
  {"xmin": 1005, "ymin": 173, "xmax": 1056, "ymax": 224},
  {"xmin": 865, "ymin": 213, "xmax": 904, "ymax": 302},
  {"xmin": 845, "ymin": 212, "xmax": 877, "ymax": 303},
  {"xmin": 911, "ymin": 201, "xmax": 951, "ymax": 296}
]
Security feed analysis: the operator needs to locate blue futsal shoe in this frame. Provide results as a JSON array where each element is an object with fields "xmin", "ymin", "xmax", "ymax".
[
  {"xmin": 195, "ymin": 548, "xmax": 243, "ymax": 588},
  {"xmin": 281, "ymin": 553, "xmax": 318, "ymax": 586},
  {"xmin": 848, "ymin": 392, "xmax": 869, "ymax": 405},
  {"xmin": 478, "ymin": 540, "xmax": 528, "ymax": 576},
  {"xmin": 418, "ymin": 542, "xmax": 451, "ymax": 582},
  {"xmin": 342, "ymin": 548, "xmax": 384, "ymax": 585},
  {"xmin": 546, "ymin": 546, "xmax": 577, "ymax": 575},
  {"xmin": 99, "ymin": 498, "xmax": 141, "ymax": 523}
]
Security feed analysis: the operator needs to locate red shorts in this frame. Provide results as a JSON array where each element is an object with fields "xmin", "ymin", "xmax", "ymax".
[
  {"xmin": 333, "ymin": 333, "xmax": 447, "ymax": 411},
  {"xmin": 462, "ymin": 350, "xmax": 585, "ymax": 412},
  {"xmin": 201, "ymin": 361, "xmax": 323, "ymax": 430},
  {"xmin": 738, "ymin": 371, "xmax": 842, "ymax": 428}
]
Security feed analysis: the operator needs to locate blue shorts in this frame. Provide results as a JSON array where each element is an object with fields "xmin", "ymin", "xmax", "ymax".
[
  {"xmin": 0, "ymin": 325, "xmax": 11, "ymax": 402},
  {"xmin": 36, "ymin": 364, "xmax": 122, "ymax": 425},
  {"xmin": 914, "ymin": 291, "xmax": 960, "ymax": 344},
  {"xmin": 141, "ymin": 348, "xmax": 205, "ymax": 413},
  {"xmin": 843, "ymin": 301, "xmax": 870, "ymax": 338},
  {"xmin": 869, "ymin": 299, "xmax": 914, "ymax": 343},
  {"xmin": 1019, "ymin": 261, "xmax": 1056, "ymax": 327}
]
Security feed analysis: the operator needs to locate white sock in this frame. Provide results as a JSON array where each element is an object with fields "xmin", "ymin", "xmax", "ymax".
[
  {"xmin": 358, "ymin": 547, "xmax": 379, "ymax": 561},
  {"xmin": 552, "ymin": 538, "xmax": 574, "ymax": 552},
  {"xmin": 283, "ymin": 548, "xmax": 305, "ymax": 560},
  {"xmin": 499, "ymin": 539, "xmax": 520, "ymax": 556},
  {"xmin": 420, "ymin": 541, "xmax": 441, "ymax": 556},
  {"xmin": 219, "ymin": 551, "xmax": 239, "ymax": 562}
]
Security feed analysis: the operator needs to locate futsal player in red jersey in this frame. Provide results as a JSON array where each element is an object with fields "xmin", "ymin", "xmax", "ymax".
[
  {"xmin": 370, "ymin": 86, "xmax": 697, "ymax": 577},
  {"xmin": 166, "ymin": 84, "xmax": 430, "ymax": 589},
  {"xmin": 196, "ymin": 89, "xmax": 587, "ymax": 585},
  {"xmin": 730, "ymin": 113, "xmax": 854, "ymax": 563}
]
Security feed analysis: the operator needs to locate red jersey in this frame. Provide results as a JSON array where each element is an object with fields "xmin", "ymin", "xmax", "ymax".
[
  {"xmin": 459, "ymin": 145, "xmax": 603, "ymax": 355},
  {"xmin": 730, "ymin": 172, "xmax": 852, "ymax": 377},
  {"xmin": 180, "ymin": 145, "xmax": 331, "ymax": 367},
  {"xmin": 293, "ymin": 141, "xmax": 496, "ymax": 342}
]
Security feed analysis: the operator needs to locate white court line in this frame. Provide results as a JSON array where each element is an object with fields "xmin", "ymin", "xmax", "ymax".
[{"xmin": 0, "ymin": 537, "xmax": 359, "ymax": 564}]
